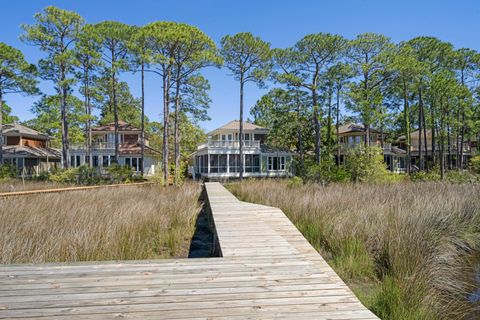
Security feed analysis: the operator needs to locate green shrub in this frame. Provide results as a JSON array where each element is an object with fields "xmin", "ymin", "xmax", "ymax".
[
  {"xmin": 411, "ymin": 170, "xmax": 441, "ymax": 182},
  {"xmin": 445, "ymin": 170, "xmax": 478, "ymax": 183},
  {"xmin": 303, "ymin": 158, "xmax": 351, "ymax": 185},
  {"xmin": 345, "ymin": 146, "xmax": 391, "ymax": 183},
  {"xmin": 470, "ymin": 155, "xmax": 480, "ymax": 174},
  {"xmin": 49, "ymin": 168, "xmax": 78, "ymax": 184},
  {"xmin": 0, "ymin": 164, "xmax": 18, "ymax": 180},
  {"xmin": 287, "ymin": 176, "xmax": 303, "ymax": 188},
  {"xmin": 107, "ymin": 164, "xmax": 133, "ymax": 183}
]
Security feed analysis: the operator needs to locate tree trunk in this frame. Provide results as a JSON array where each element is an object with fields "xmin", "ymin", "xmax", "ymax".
[
  {"xmin": 60, "ymin": 64, "xmax": 69, "ymax": 169},
  {"xmin": 326, "ymin": 89, "xmax": 333, "ymax": 153},
  {"xmin": 140, "ymin": 61, "xmax": 145, "ymax": 177},
  {"xmin": 431, "ymin": 103, "xmax": 436, "ymax": 166},
  {"xmin": 459, "ymin": 110, "xmax": 465, "ymax": 169},
  {"xmin": 403, "ymin": 80, "xmax": 411, "ymax": 174},
  {"xmin": 422, "ymin": 105, "xmax": 428, "ymax": 171},
  {"xmin": 418, "ymin": 86, "xmax": 423, "ymax": 170},
  {"xmin": 336, "ymin": 86, "xmax": 341, "ymax": 165},
  {"xmin": 174, "ymin": 73, "xmax": 181, "ymax": 185},
  {"xmin": 84, "ymin": 67, "xmax": 92, "ymax": 169},
  {"xmin": 312, "ymin": 88, "xmax": 321, "ymax": 164},
  {"xmin": 295, "ymin": 93, "xmax": 304, "ymax": 170},
  {"xmin": 112, "ymin": 48, "xmax": 119, "ymax": 163},
  {"xmin": 440, "ymin": 97, "xmax": 445, "ymax": 180},
  {"xmin": 162, "ymin": 67, "xmax": 170, "ymax": 185},
  {"xmin": 239, "ymin": 78, "xmax": 244, "ymax": 180},
  {"xmin": 0, "ymin": 91, "xmax": 3, "ymax": 165}
]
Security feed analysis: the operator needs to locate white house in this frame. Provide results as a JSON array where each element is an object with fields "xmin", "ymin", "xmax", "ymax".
[{"xmin": 192, "ymin": 120, "xmax": 295, "ymax": 180}]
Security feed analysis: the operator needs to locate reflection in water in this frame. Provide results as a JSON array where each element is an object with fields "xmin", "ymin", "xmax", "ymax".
[{"xmin": 469, "ymin": 266, "xmax": 480, "ymax": 303}]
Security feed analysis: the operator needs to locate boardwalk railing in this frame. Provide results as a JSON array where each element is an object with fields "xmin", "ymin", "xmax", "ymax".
[{"xmin": 0, "ymin": 182, "xmax": 378, "ymax": 319}]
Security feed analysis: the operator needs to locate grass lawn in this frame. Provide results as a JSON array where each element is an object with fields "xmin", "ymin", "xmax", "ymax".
[
  {"xmin": 229, "ymin": 180, "xmax": 480, "ymax": 320},
  {"xmin": 0, "ymin": 183, "xmax": 202, "ymax": 263}
]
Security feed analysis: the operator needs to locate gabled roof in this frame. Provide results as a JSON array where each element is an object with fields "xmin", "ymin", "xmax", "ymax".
[
  {"xmin": 2, "ymin": 123, "xmax": 50, "ymax": 140},
  {"xmin": 93, "ymin": 121, "xmax": 141, "ymax": 132},
  {"xmin": 338, "ymin": 123, "xmax": 381, "ymax": 135},
  {"xmin": 207, "ymin": 120, "xmax": 268, "ymax": 135},
  {"xmin": 398, "ymin": 129, "xmax": 433, "ymax": 140}
]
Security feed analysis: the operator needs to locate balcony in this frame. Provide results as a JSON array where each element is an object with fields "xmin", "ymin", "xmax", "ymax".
[
  {"xmin": 198, "ymin": 139, "xmax": 261, "ymax": 150},
  {"xmin": 70, "ymin": 142, "xmax": 117, "ymax": 150}
]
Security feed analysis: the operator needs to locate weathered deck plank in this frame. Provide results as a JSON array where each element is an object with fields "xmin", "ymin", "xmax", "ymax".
[{"xmin": 0, "ymin": 182, "xmax": 377, "ymax": 319}]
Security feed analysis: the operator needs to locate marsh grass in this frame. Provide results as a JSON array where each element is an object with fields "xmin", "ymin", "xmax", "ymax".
[
  {"xmin": 229, "ymin": 180, "xmax": 480, "ymax": 320},
  {"xmin": 0, "ymin": 179, "xmax": 74, "ymax": 192},
  {"xmin": 0, "ymin": 183, "xmax": 201, "ymax": 263}
]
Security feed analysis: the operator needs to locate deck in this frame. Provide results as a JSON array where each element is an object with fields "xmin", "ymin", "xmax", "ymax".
[{"xmin": 0, "ymin": 182, "xmax": 378, "ymax": 319}]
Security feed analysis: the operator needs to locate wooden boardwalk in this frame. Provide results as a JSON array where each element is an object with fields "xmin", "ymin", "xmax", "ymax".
[{"xmin": 0, "ymin": 182, "xmax": 378, "ymax": 319}]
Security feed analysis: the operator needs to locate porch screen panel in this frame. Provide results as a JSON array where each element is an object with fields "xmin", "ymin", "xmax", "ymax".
[
  {"xmin": 219, "ymin": 155, "xmax": 227, "ymax": 173},
  {"xmin": 210, "ymin": 154, "xmax": 219, "ymax": 173},
  {"xmin": 229, "ymin": 154, "xmax": 240, "ymax": 172}
]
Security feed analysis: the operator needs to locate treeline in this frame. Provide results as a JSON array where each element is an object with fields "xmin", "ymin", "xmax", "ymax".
[
  {"xmin": 0, "ymin": 6, "xmax": 217, "ymax": 184},
  {"xmin": 1, "ymin": 6, "xmax": 480, "ymax": 183},
  {"xmin": 247, "ymin": 34, "xmax": 480, "ymax": 179}
]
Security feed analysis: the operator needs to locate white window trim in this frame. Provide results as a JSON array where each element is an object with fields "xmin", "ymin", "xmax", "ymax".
[{"xmin": 267, "ymin": 156, "xmax": 286, "ymax": 171}]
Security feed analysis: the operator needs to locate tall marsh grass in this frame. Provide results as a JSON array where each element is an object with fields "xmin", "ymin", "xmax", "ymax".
[
  {"xmin": 0, "ymin": 183, "xmax": 201, "ymax": 263},
  {"xmin": 229, "ymin": 180, "xmax": 480, "ymax": 320}
]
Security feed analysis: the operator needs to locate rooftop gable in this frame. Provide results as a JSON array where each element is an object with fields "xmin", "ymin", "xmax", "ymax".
[
  {"xmin": 92, "ymin": 121, "xmax": 141, "ymax": 132},
  {"xmin": 207, "ymin": 120, "xmax": 268, "ymax": 136},
  {"xmin": 2, "ymin": 123, "xmax": 50, "ymax": 140}
]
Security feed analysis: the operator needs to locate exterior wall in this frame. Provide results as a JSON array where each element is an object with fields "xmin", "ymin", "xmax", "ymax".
[
  {"xmin": 193, "ymin": 149, "xmax": 293, "ymax": 179},
  {"xmin": 69, "ymin": 148, "xmax": 158, "ymax": 176},
  {"xmin": 22, "ymin": 138, "xmax": 46, "ymax": 148}
]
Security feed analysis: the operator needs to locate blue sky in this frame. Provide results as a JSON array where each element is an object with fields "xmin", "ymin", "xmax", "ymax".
[{"xmin": 2, "ymin": 0, "xmax": 479, "ymax": 131}]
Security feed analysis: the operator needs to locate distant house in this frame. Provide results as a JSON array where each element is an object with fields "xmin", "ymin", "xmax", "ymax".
[
  {"xmin": 336, "ymin": 123, "xmax": 407, "ymax": 173},
  {"xmin": 397, "ymin": 129, "xmax": 475, "ymax": 168},
  {"xmin": 1, "ymin": 123, "xmax": 61, "ymax": 175},
  {"xmin": 70, "ymin": 121, "xmax": 160, "ymax": 175},
  {"xmin": 192, "ymin": 120, "xmax": 294, "ymax": 180}
]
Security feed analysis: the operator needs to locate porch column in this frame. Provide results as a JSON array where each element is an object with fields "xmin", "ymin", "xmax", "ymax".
[
  {"xmin": 207, "ymin": 153, "xmax": 210, "ymax": 174},
  {"xmin": 227, "ymin": 154, "xmax": 230, "ymax": 173}
]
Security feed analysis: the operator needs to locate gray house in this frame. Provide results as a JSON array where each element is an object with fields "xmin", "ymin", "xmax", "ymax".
[{"xmin": 192, "ymin": 120, "xmax": 294, "ymax": 180}]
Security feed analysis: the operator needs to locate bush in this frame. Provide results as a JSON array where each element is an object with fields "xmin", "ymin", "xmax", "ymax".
[
  {"xmin": 0, "ymin": 164, "xmax": 18, "ymax": 180},
  {"xmin": 49, "ymin": 168, "xmax": 78, "ymax": 184},
  {"xmin": 345, "ymin": 146, "xmax": 391, "ymax": 183},
  {"xmin": 303, "ymin": 158, "xmax": 351, "ymax": 185},
  {"xmin": 287, "ymin": 176, "xmax": 303, "ymax": 188},
  {"xmin": 470, "ymin": 155, "xmax": 480, "ymax": 174},
  {"xmin": 107, "ymin": 164, "xmax": 133, "ymax": 183}
]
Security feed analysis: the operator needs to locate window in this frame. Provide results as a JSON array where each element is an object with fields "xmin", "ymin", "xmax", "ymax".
[
  {"xmin": 102, "ymin": 155, "xmax": 109, "ymax": 167},
  {"xmin": 84, "ymin": 155, "xmax": 90, "ymax": 165},
  {"xmin": 93, "ymin": 156, "xmax": 98, "ymax": 167},
  {"xmin": 219, "ymin": 155, "xmax": 227, "ymax": 173},
  {"xmin": 245, "ymin": 154, "xmax": 260, "ymax": 173},
  {"xmin": 70, "ymin": 155, "xmax": 75, "ymax": 167},
  {"xmin": 132, "ymin": 158, "xmax": 138, "ymax": 171},
  {"xmin": 268, "ymin": 156, "xmax": 286, "ymax": 171},
  {"xmin": 110, "ymin": 155, "xmax": 117, "ymax": 165},
  {"xmin": 125, "ymin": 158, "xmax": 131, "ymax": 167}
]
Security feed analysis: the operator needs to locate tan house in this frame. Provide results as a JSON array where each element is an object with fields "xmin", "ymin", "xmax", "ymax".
[
  {"xmin": 70, "ymin": 121, "xmax": 160, "ymax": 175},
  {"xmin": 397, "ymin": 129, "xmax": 475, "ymax": 168},
  {"xmin": 336, "ymin": 123, "xmax": 406, "ymax": 173},
  {"xmin": 1, "ymin": 123, "xmax": 61, "ymax": 175}
]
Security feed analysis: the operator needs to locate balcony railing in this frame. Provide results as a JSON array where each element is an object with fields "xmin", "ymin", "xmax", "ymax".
[
  {"xmin": 198, "ymin": 140, "xmax": 261, "ymax": 149},
  {"xmin": 70, "ymin": 142, "xmax": 118, "ymax": 150}
]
